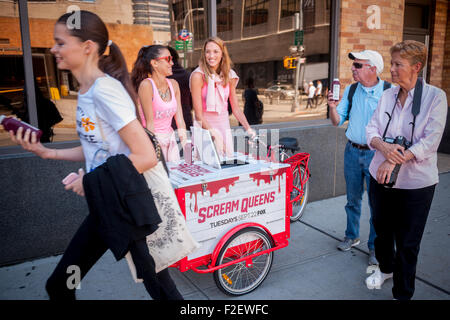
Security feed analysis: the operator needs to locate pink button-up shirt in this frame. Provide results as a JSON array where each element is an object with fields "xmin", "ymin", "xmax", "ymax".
[{"xmin": 366, "ymin": 79, "xmax": 448, "ymax": 189}]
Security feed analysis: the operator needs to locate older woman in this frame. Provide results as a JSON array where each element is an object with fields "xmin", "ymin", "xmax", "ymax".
[{"xmin": 365, "ymin": 40, "xmax": 447, "ymax": 300}]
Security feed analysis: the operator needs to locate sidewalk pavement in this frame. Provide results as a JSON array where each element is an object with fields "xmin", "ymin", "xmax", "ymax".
[{"xmin": 1, "ymin": 170, "xmax": 449, "ymax": 301}]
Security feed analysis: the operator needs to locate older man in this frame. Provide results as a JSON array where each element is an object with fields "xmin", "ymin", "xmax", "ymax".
[{"xmin": 328, "ymin": 50, "xmax": 391, "ymax": 265}]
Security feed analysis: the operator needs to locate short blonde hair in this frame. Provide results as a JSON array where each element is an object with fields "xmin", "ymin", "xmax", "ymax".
[
  {"xmin": 199, "ymin": 37, "xmax": 233, "ymax": 85},
  {"xmin": 390, "ymin": 40, "xmax": 427, "ymax": 72}
]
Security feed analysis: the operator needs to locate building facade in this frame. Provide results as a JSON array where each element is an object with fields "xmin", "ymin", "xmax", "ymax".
[
  {"xmin": 170, "ymin": 0, "xmax": 331, "ymax": 89},
  {"xmin": 0, "ymin": 0, "xmax": 156, "ymax": 95},
  {"xmin": 0, "ymin": 0, "xmax": 162, "ymax": 144},
  {"xmin": 133, "ymin": 0, "xmax": 171, "ymax": 44},
  {"xmin": 169, "ymin": 0, "xmax": 450, "ymax": 100},
  {"xmin": 0, "ymin": 0, "xmax": 448, "ymax": 147}
]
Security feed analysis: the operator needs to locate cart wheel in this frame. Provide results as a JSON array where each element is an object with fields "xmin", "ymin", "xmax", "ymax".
[
  {"xmin": 290, "ymin": 165, "xmax": 309, "ymax": 222},
  {"xmin": 213, "ymin": 227, "xmax": 273, "ymax": 296}
]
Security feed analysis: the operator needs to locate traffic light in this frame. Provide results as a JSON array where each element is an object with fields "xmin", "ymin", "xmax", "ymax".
[{"xmin": 283, "ymin": 56, "xmax": 297, "ymax": 69}]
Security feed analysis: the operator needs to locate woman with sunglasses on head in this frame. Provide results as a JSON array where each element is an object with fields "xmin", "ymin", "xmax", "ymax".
[
  {"xmin": 8, "ymin": 10, "xmax": 183, "ymax": 300},
  {"xmin": 131, "ymin": 45, "xmax": 187, "ymax": 162},
  {"xmin": 365, "ymin": 40, "xmax": 447, "ymax": 300},
  {"xmin": 190, "ymin": 37, "xmax": 256, "ymax": 156}
]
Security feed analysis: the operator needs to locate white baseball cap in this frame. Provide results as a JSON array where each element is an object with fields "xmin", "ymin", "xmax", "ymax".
[{"xmin": 348, "ymin": 50, "xmax": 384, "ymax": 75}]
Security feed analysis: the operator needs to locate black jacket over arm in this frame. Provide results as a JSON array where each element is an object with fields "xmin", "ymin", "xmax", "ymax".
[{"xmin": 83, "ymin": 154, "xmax": 161, "ymax": 261}]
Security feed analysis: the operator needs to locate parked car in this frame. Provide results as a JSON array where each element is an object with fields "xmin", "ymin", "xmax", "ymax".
[{"xmin": 264, "ymin": 85, "xmax": 296, "ymax": 100}]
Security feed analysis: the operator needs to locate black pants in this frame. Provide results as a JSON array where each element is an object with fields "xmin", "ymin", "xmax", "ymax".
[
  {"xmin": 45, "ymin": 214, "xmax": 183, "ymax": 300},
  {"xmin": 369, "ymin": 176, "xmax": 435, "ymax": 300}
]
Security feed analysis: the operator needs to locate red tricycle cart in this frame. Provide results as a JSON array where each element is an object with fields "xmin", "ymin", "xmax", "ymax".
[{"xmin": 168, "ymin": 146, "xmax": 310, "ymax": 295}]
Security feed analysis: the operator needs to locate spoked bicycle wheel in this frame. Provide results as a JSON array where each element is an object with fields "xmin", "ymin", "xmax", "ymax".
[
  {"xmin": 213, "ymin": 227, "xmax": 273, "ymax": 296},
  {"xmin": 290, "ymin": 165, "xmax": 309, "ymax": 222}
]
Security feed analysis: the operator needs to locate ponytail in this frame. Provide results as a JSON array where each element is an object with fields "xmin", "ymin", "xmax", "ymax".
[
  {"xmin": 98, "ymin": 42, "xmax": 137, "ymax": 107},
  {"xmin": 131, "ymin": 45, "xmax": 166, "ymax": 94}
]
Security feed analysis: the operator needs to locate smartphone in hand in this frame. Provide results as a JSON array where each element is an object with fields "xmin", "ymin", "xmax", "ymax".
[{"xmin": 62, "ymin": 172, "xmax": 79, "ymax": 185}]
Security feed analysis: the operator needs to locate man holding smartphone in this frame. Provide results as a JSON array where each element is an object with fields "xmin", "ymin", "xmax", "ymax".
[{"xmin": 327, "ymin": 50, "xmax": 391, "ymax": 265}]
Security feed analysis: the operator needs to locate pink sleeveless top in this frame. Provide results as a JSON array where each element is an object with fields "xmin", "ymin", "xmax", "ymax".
[{"xmin": 138, "ymin": 78, "xmax": 177, "ymax": 133}]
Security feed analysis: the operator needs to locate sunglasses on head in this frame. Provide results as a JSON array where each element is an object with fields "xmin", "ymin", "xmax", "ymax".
[
  {"xmin": 353, "ymin": 62, "xmax": 372, "ymax": 69},
  {"xmin": 155, "ymin": 55, "xmax": 172, "ymax": 63}
]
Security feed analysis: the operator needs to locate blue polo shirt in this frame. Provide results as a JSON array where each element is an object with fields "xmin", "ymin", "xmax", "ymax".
[{"xmin": 336, "ymin": 79, "xmax": 390, "ymax": 145}]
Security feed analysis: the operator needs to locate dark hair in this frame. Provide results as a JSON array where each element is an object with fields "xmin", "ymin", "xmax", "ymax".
[
  {"xmin": 56, "ymin": 10, "xmax": 137, "ymax": 107},
  {"xmin": 167, "ymin": 46, "xmax": 179, "ymax": 65},
  {"xmin": 130, "ymin": 45, "xmax": 166, "ymax": 94},
  {"xmin": 246, "ymin": 77, "xmax": 254, "ymax": 88}
]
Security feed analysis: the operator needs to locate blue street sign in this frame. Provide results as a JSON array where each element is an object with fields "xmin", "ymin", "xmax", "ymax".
[{"xmin": 179, "ymin": 29, "xmax": 189, "ymax": 40}]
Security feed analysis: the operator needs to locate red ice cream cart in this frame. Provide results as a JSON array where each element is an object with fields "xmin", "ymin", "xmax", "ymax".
[{"xmin": 167, "ymin": 137, "xmax": 310, "ymax": 295}]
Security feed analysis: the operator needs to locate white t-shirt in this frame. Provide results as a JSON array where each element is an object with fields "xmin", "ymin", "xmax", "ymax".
[
  {"xmin": 76, "ymin": 74, "xmax": 136, "ymax": 171},
  {"xmin": 316, "ymin": 82, "xmax": 322, "ymax": 95},
  {"xmin": 308, "ymin": 85, "xmax": 316, "ymax": 98}
]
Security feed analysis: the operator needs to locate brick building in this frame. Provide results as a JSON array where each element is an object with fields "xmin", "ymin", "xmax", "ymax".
[
  {"xmin": 337, "ymin": 0, "xmax": 449, "ymax": 151},
  {"xmin": 0, "ymin": 0, "xmax": 157, "ymax": 99},
  {"xmin": 338, "ymin": 0, "xmax": 449, "ymax": 99}
]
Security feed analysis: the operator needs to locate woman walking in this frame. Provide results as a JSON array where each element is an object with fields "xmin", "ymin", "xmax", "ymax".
[{"xmin": 9, "ymin": 11, "xmax": 183, "ymax": 300}]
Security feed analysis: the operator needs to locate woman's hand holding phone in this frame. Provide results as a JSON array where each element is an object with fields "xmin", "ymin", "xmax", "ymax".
[{"xmin": 62, "ymin": 169, "xmax": 85, "ymax": 196}]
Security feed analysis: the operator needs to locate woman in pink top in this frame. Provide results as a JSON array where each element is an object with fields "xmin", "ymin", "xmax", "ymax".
[
  {"xmin": 131, "ymin": 45, "xmax": 187, "ymax": 162},
  {"xmin": 365, "ymin": 41, "xmax": 447, "ymax": 300},
  {"xmin": 190, "ymin": 37, "xmax": 256, "ymax": 156}
]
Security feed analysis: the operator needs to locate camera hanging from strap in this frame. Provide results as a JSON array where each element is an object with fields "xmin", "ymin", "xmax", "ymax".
[{"xmin": 381, "ymin": 78, "xmax": 423, "ymax": 144}]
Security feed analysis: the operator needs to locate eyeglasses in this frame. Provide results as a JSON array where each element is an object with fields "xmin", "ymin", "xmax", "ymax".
[
  {"xmin": 155, "ymin": 55, "xmax": 173, "ymax": 63},
  {"xmin": 353, "ymin": 62, "xmax": 372, "ymax": 69}
]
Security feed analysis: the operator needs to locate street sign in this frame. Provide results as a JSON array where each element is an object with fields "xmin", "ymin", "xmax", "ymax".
[
  {"xmin": 179, "ymin": 29, "xmax": 189, "ymax": 40},
  {"xmin": 294, "ymin": 30, "xmax": 304, "ymax": 46},
  {"xmin": 186, "ymin": 39, "xmax": 193, "ymax": 52},
  {"xmin": 175, "ymin": 40, "xmax": 184, "ymax": 50}
]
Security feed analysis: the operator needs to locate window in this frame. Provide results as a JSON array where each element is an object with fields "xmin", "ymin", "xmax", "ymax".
[
  {"xmin": 404, "ymin": 4, "xmax": 430, "ymax": 30},
  {"xmin": 217, "ymin": 0, "xmax": 233, "ymax": 33},
  {"xmin": 172, "ymin": 0, "xmax": 187, "ymax": 22},
  {"xmin": 191, "ymin": 0, "xmax": 206, "ymax": 41},
  {"xmin": 281, "ymin": 0, "xmax": 300, "ymax": 19},
  {"xmin": 0, "ymin": 0, "xmax": 170, "ymax": 146},
  {"xmin": 303, "ymin": 0, "xmax": 316, "ymax": 33},
  {"xmin": 244, "ymin": 0, "xmax": 269, "ymax": 27},
  {"xmin": 172, "ymin": 0, "xmax": 206, "ymax": 41}
]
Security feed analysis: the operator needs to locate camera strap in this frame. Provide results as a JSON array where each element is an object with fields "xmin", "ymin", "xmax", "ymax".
[
  {"xmin": 410, "ymin": 77, "xmax": 423, "ymax": 144},
  {"xmin": 382, "ymin": 78, "xmax": 423, "ymax": 144}
]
